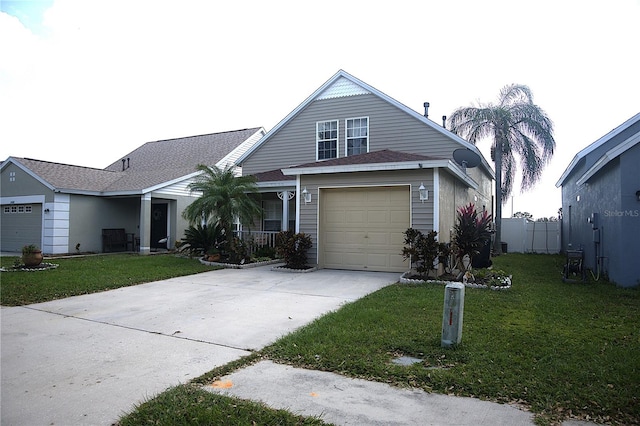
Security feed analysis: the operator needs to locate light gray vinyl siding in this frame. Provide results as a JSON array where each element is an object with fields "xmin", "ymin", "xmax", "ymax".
[
  {"xmin": 299, "ymin": 169, "xmax": 433, "ymax": 266},
  {"xmin": 242, "ymin": 94, "xmax": 462, "ymax": 175}
]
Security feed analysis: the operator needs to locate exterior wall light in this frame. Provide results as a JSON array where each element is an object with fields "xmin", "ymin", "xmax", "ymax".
[
  {"xmin": 636, "ymin": 190, "xmax": 640, "ymax": 202},
  {"xmin": 419, "ymin": 183, "xmax": 428, "ymax": 202},
  {"xmin": 302, "ymin": 187, "xmax": 311, "ymax": 204}
]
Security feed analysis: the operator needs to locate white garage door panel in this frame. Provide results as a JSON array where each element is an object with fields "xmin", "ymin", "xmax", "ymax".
[{"xmin": 320, "ymin": 186, "xmax": 410, "ymax": 273}]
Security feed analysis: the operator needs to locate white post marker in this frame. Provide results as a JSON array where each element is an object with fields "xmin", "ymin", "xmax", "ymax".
[{"xmin": 441, "ymin": 282, "xmax": 465, "ymax": 348}]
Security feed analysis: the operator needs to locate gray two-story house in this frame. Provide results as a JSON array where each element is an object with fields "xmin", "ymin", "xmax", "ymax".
[{"xmin": 236, "ymin": 70, "xmax": 495, "ymax": 273}]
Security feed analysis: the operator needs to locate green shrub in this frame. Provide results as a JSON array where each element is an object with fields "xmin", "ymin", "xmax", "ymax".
[
  {"xmin": 179, "ymin": 223, "xmax": 224, "ymax": 256},
  {"xmin": 227, "ymin": 236, "xmax": 249, "ymax": 264},
  {"xmin": 401, "ymin": 228, "xmax": 449, "ymax": 279},
  {"xmin": 254, "ymin": 245, "xmax": 277, "ymax": 259},
  {"xmin": 275, "ymin": 231, "xmax": 312, "ymax": 269}
]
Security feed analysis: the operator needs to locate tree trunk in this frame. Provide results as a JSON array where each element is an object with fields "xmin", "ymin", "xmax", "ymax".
[{"xmin": 493, "ymin": 139, "xmax": 503, "ymax": 255}]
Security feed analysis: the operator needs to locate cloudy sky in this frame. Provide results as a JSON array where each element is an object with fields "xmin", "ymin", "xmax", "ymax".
[{"xmin": 1, "ymin": 0, "xmax": 638, "ymax": 219}]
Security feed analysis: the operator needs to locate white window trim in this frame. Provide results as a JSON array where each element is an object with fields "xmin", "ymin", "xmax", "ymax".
[
  {"xmin": 345, "ymin": 116, "xmax": 369, "ymax": 156},
  {"xmin": 316, "ymin": 120, "xmax": 339, "ymax": 161}
]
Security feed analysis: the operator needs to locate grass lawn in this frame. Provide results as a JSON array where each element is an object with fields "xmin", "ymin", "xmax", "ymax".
[
  {"xmin": 259, "ymin": 254, "xmax": 640, "ymax": 425},
  {"xmin": 181, "ymin": 254, "xmax": 639, "ymax": 426},
  {"xmin": 3, "ymin": 252, "xmax": 638, "ymax": 425},
  {"xmin": 0, "ymin": 253, "xmax": 221, "ymax": 306}
]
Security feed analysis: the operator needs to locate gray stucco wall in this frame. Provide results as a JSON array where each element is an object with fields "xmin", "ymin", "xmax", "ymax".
[
  {"xmin": 1, "ymin": 162, "xmax": 54, "ymax": 200},
  {"xmin": 69, "ymin": 195, "xmax": 140, "ymax": 253},
  {"xmin": 561, "ymin": 143, "xmax": 640, "ymax": 287}
]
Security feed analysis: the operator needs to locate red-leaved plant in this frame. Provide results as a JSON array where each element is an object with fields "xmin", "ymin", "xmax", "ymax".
[{"xmin": 452, "ymin": 203, "xmax": 493, "ymax": 275}]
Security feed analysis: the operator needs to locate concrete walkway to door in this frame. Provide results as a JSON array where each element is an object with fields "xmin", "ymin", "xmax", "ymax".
[{"xmin": 1, "ymin": 265, "xmax": 399, "ymax": 425}]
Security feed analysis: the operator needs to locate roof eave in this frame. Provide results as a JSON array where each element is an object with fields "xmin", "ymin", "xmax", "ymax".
[
  {"xmin": 3, "ymin": 157, "xmax": 56, "ymax": 191},
  {"xmin": 281, "ymin": 159, "xmax": 450, "ymax": 176},
  {"xmin": 255, "ymin": 181, "xmax": 296, "ymax": 190},
  {"xmin": 575, "ymin": 132, "xmax": 640, "ymax": 186},
  {"xmin": 557, "ymin": 112, "xmax": 640, "ymax": 187},
  {"xmin": 281, "ymin": 159, "xmax": 479, "ymax": 189}
]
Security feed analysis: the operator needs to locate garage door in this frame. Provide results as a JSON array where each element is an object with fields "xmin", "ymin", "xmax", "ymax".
[
  {"xmin": 320, "ymin": 186, "xmax": 410, "ymax": 272},
  {"xmin": 0, "ymin": 203, "xmax": 43, "ymax": 252}
]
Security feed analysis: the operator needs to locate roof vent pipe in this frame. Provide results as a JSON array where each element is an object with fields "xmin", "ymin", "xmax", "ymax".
[
  {"xmin": 423, "ymin": 102, "xmax": 430, "ymax": 118},
  {"xmin": 442, "ymin": 115, "xmax": 447, "ymax": 128},
  {"xmin": 122, "ymin": 159, "xmax": 126, "ymax": 171}
]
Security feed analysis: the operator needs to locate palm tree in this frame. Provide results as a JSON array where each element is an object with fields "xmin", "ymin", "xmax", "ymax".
[
  {"xmin": 182, "ymin": 164, "xmax": 262, "ymax": 247},
  {"xmin": 448, "ymin": 84, "xmax": 555, "ymax": 254}
]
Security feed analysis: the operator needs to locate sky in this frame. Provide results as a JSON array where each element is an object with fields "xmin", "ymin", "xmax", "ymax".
[{"xmin": 1, "ymin": 0, "xmax": 639, "ymax": 219}]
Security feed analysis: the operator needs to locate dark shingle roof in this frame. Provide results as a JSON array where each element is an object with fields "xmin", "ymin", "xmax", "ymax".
[
  {"xmin": 13, "ymin": 128, "xmax": 262, "ymax": 193},
  {"xmin": 14, "ymin": 158, "xmax": 123, "ymax": 192},
  {"xmin": 253, "ymin": 169, "xmax": 295, "ymax": 183},
  {"xmin": 102, "ymin": 128, "xmax": 262, "ymax": 191}
]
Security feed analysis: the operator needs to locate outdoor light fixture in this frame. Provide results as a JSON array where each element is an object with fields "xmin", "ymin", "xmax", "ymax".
[
  {"xmin": 636, "ymin": 190, "xmax": 640, "ymax": 202},
  {"xmin": 302, "ymin": 187, "xmax": 311, "ymax": 204},
  {"xmin": 419, "ymin": 183, "xmax": 428, "ymax": 202}
]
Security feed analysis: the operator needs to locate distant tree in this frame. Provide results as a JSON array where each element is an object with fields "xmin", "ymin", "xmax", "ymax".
[
  {"xmin": 536, "ymin": 216, "xmax": 559, "ymax": 222},
  {"xmin": 182, "ymin": 165, "xmax": 262, "ymax": 250},
  {"xmin": 448, "ymin": 84, "xmax": 555, "ymax": 254},
  {"xmin": 513, "ymin": 211, "xmax": 533, "ymax": 220}
]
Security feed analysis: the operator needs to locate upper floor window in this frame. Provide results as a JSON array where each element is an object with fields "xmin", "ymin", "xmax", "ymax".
[
  {"xmin": 346, "ymin": 117, "xmax": 368, "ymax": 156},
  {"xmin": 316, "ymin": 120, "xmax": 338, "ymax": 160}
]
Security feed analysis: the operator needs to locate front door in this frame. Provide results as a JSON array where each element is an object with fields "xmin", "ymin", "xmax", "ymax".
[{"xmin": 151, "ymin": 204, "xmax": 168, "ymax": 249}]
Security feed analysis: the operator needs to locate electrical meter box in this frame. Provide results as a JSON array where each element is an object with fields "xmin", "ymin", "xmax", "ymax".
[{"xmin": 441, "ymin": 282, "xmax": 465, "ymax": 348}]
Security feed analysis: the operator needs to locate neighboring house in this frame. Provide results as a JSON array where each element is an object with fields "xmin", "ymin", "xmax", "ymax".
[
  {"xmin": 236, "ymin": 70, "xmax": 495, "ymax": 273},
  {"xmin": 556, "ymin": 112, "xmax": 640, "ymax": 287},
  {"xmin": 0, "ymin": 128, "xmax": 265, "ymax": 254}
]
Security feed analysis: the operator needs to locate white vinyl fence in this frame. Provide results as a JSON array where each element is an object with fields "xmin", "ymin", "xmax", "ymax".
[{"xmin": 500, "ymin": 218, "xmax": 560, "ymax": 254}]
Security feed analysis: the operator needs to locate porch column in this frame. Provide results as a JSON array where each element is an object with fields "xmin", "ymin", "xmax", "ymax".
[
  {"xmin": 139, "ymin": 193, "xmax": 151, "ymax": 254},
  {"xmin": 278, "ymin": 191, "xmax": 294, "ymax": 232}
]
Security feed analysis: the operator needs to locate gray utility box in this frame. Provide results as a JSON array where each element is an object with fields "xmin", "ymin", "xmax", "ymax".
[{"xmin": 441, "ymin": 282, "xmax": 465, "ymax": 348}]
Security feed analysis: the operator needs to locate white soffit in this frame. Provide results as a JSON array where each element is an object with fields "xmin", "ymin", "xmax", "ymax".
[{"xmin": 316, "ymin": 76, "xmax": 370, "ymax": 100}]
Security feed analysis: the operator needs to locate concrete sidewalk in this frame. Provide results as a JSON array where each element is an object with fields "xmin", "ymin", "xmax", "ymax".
[{"xmin": 206, "ymin": 360, "xmax": 536, "ymax": 425}]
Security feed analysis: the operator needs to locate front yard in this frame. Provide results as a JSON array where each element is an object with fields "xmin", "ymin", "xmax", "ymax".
[
  {"xmin": 2, "ymin": 252, "xmax": 638, "ymax": 425},
  {"xmin": 124, "ymin": 253, "xmax": 639, "ymax": 425}
]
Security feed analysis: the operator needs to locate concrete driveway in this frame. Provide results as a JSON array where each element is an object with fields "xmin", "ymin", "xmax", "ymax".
[{"xmin": 1, "ymin": 265, "xmax": 398, "ymax": 425}]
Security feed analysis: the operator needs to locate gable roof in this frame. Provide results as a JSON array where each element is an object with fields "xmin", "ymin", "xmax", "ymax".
[
  {"xmin": 556, "ymin": 112, "xmax": 640, "ymax": 187},
  {"xmin": 2, "ymin": 128, "xmax": 265, "ymax": 195},
  {"xmin": 5, "ymin": 157, "xmax": 123, "ymax": 193},
  {"xmin": 235, "ymin": 70, "xmax": 494, "ymax": 178}
]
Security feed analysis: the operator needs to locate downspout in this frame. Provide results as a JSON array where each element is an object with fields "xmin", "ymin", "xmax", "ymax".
[
  {"xmin": 295, "ymin": 175, "xmax": 301, "ymax": 233},
  {"xmin": 433, "ymin": 169, "xmax": 440, "ymax": 237}
]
